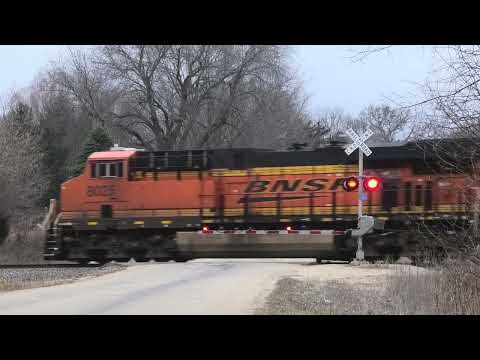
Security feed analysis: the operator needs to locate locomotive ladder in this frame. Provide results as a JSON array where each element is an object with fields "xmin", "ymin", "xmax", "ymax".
[{"xmin": 43, "ymin": 226, "xmax": 61, "ymax": 259}]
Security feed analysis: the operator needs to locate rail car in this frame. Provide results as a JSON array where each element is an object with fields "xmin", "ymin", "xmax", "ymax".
[{"xmin": 42, "ymin": 140, "xmax": 475, "ymax": 263}]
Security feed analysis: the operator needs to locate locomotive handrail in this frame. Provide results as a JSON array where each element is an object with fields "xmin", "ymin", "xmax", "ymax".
[{"xmin": 40, "ymin": 199, "xmax": 58, "ymax": 231}]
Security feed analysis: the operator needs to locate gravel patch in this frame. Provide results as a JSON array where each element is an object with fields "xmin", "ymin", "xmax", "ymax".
[
  {"xmin": 255, "ymin": 263, "xmax": 435, "ymax": 315},
  {"xmin": 0, "ymin": 264, "xmax": 126, "ymax": 292},
  {"xmin": 255, "ymin": 277, "xmax": 395, "ymax": 315}
]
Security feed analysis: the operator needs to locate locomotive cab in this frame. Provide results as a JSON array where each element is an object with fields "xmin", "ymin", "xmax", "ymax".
[
  {"xmin": 85, "ymin": 149, "xmax": 137, "ymax": 216},
  {"xmin": 59, "ymin": 148, "xmax": 138, "ymax": 221},
  {"xmin": 87, "ymin": 147, "xmax": 137, "ymax": 180}
]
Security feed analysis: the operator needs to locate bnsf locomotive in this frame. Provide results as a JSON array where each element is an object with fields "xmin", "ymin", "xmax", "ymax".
[{"xmin": 43, "ymin": 140, "xmax": 472, "ymax": 264}]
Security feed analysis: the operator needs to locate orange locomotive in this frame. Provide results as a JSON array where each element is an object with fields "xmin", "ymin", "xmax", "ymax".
[{"xmin": 44, "ymin": 142, "xmax": 471, "ymax": 263}]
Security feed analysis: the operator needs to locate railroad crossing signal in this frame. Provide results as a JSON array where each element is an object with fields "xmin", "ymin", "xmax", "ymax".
[
  {"xmin": 343, "ymin": 176, "xmax": 381, "ymax": 193},
  {"xmin": 344, "ymin": 127, "xmax": 374, "ymax": 262},
  {"xmin": 342, "ymin": 176, "xmax": 359, "ymax": 192},
  {"xmin": 344, "ymin": 128, "xmax": 373, "ymax": 156}
]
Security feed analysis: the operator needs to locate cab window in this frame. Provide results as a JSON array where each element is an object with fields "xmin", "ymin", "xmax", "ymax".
[
  {"xmin": 91, "ymin": 161, "xmax": 124, "ymax": 178},
  {"xmin": 108, "ymin": 163, "xmax": 117, "ymax": 177}
]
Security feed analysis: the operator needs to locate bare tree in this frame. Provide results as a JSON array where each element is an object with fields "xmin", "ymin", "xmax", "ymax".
[
  {"xmin": 294, "ymin": 105, "xmax": 415, "ymax": 148},
  {"xmin": 219, "ymin": 62, "xmax": 310, "ymax": 149},
  {"xmin": 40, "ymin": 45, "xmax": 311, "ymax": 151},
  {"xmin": 27, "ymin": 74, "xmax": 86, "ymax": 196},
  {"xmin": 400, "ymin": 46, "xmax": 480, "ymax": 183},
  {"xmin": 93, "ymin": 45, "xmax": 170, "ymax": 149},
  {"xmin": 348, "ymin": 45, "xmax": 394, "ymax": 63},
  {"xmin": 300, "ymin": 108, "xmax": 353, "ymax": 148},
  {"xmin": 0, "ymin": 99, "xmax": 47, "ymax": 226},
  {"xmin": 357, "ymin": 104, "xmax": 414, "ymax": 143},
  {"xmin": 50, "ymin": 47, "xmax": 122, "ymax": 131},
  {"xmin": 422, "ymin": 47, "xmax": 480, "ymax": 139},
  {"xmin": 400, "ymin": 46, "xmax": 480, "ymax": 263},
  {"xmin": 92, "ymin": 45, "xmax": 299, "ymax": 150}
]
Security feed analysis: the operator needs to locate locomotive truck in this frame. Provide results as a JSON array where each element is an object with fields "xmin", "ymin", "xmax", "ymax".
[{"xmin": 42, "ymin": 139, "xmax": 473, "ymax": 264}]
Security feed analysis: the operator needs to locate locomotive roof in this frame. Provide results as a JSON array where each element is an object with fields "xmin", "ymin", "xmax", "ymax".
[
  {"xmin": 200, "ymin": 140, "xmax": 449, "ymax": 168},
  {"xmin": 91, "ymin": 138, "xmax": 476, "ymax": 172},
  {"xmin": 89, "ymin": 150, "xmax": 137, "ymax": 160}
]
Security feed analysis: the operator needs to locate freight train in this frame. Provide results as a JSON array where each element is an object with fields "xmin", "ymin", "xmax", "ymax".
[{"xmin": 42, "ymin": 139, "xmax": 474, "ymax": 264}]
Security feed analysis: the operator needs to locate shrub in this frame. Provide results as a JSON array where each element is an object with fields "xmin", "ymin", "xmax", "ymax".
[{"xmin": 385, "ymin": 258, "xmax": 480, "ymax": 315}]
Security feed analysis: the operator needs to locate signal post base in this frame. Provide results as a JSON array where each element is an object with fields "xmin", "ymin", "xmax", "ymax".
[
  {"xmin": 350, "ymin": 259, "xmax": 370, "ymax": 266},
  {"xmin": 355, "ymin": 248, "xmax": 365, "ymax": 262}
]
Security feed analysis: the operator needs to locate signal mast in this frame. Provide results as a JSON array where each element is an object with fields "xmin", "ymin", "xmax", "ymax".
[{"xmin": 343, "ymin": 128, "xmax": 381, "ymax": 261}]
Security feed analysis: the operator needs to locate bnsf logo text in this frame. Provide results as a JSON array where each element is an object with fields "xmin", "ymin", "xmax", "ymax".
[{"xmin": 244, "ymin": 178, "xmax": 346, "ymax": 193}]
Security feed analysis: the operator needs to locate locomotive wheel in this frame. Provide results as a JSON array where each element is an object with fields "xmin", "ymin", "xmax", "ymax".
[
  {"xmin": 115, "ymin": 258, "xmax": 130, "ymax": 263},
  {"xmin": 134, "ymin": 257, "xmax": 149, "ymax": 262}
]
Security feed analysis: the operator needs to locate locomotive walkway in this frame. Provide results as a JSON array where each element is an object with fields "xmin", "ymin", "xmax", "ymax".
[{"xmin": 0, "ymin": 259, "xmax": 399, "ymax": 314}]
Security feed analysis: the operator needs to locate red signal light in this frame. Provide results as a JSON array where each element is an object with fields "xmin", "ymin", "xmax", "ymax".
[
  {"xmin": 202, "ymin": 226, "xmax": 209, "ymax": 232},
  {"xmin": 342, "ymin": 177, "xmax": 359, "ymax": 192},
  {"xmin": 286, "ymin": 226, "xmax": 292, "ymax": 231},
  {"xmin": 363, "ymin": 176, "xmax": 381, "ymax": 191}
]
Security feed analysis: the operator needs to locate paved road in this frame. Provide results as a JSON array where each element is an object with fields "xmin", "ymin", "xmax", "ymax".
[
  {"xmin": 0, "ymin": 259, "xmax": 407, "ymax": 314},
  {"xmin": 0, "ymin": 259, "xmax": 318, "ymax": 315}
]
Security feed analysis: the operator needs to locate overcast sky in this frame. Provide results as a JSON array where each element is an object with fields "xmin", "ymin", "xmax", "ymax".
[
  {"xmin": 0, "ymin": 45, "xmax": 65, "ymax": 97},
  {"xmin": 291, "ymin": 45, "xmax": 438, "ymax": 115},
  {"xmin": 0, "ymin": 45, "xmax": 437, "ymax": 115}
]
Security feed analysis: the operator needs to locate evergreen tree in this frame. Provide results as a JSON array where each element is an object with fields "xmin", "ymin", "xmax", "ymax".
[{"xmin": 69, "ymin": 127, "xmax": 113, "ymax": 177}]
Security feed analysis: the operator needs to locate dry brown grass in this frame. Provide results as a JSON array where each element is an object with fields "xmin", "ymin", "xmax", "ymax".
[
  {"xmin": 0, "ymin": 213, "xmax": 46, "ymax": 264},
  {"xmin": 385, "ymin": 258, "xmax": 480, "ymax": 315},
  {"xmin": 0, "ymin": 230, "xmax": 45, "ymax": 264},
  {"xmin": 257, "ymin": 256, "xmax": 480, "ymax": 315},
  {"xmin": 0, "ymin": 276, "xmax": 67, "ymax": 292}
]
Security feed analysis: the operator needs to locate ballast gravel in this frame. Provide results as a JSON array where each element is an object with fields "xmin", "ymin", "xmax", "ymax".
[{"xmin": 0, "ymin": 264, "xmax": 126, "ymax": 292}]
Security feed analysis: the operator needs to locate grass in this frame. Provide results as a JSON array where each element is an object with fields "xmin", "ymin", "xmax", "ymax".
[
  {"xmin": 0, "ymin": 211, "xmax": 47, "ymax": 265},
  {"xmin": 0, "ymin": 228, "xmax": 45, "ymax": 264},
  {"xmin": 257, "ymin": 258, "xmax": 480, "ymax": 315},
  {"xmin": 384, "ymin": 259, "xmax": 480, "ymax": 314}
]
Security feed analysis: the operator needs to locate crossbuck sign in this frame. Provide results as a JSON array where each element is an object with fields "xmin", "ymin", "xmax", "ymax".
[
  {"xmin": 344, "ymin": 127, "xmax": 374, "ymax": 261},
  {"xmin": 344, "ymin": 128, "xmax": 373, "ymax": 157}
]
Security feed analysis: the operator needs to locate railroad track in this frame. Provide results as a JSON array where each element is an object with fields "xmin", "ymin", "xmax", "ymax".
[{"xmin": 0, "ymin": 263, "xmax": 106, "ymax": 269}]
